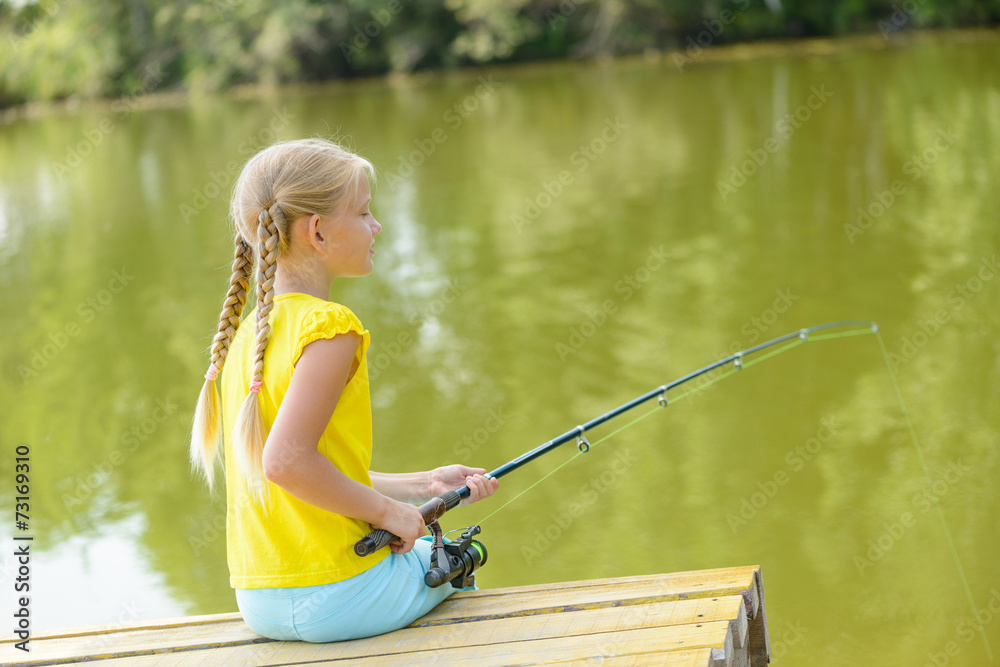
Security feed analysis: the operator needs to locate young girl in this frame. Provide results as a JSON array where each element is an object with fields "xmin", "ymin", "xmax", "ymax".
[{"xmin": 188, "ymin": 137, "xmax": 499, "ymax": 643}]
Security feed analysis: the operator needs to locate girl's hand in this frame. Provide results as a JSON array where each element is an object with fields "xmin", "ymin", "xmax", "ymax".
[
  {"xmin": 375, "ymin": 499, "xmax": 427, "ymax": 555},
  {"xmin": 429, "ymin": 465, "xmax": 500, "ymax": 507}
]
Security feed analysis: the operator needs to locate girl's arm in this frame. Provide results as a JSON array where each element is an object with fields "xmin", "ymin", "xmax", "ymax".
[
  {"xmin": 368, "ymin": 471, "xmax": 428, "ymax": 504},
  {"xmin": 261, "ymin": 332, "xmax": 425, "ymax": 554},
  {"xmin": 371, "ymin": 468, "xmax": 498, "ymax": 506}
]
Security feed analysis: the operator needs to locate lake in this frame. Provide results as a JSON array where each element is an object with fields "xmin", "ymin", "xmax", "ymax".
[{"xmin": 1, "ymin": 29, "xmax": 998, "ymax": 665}]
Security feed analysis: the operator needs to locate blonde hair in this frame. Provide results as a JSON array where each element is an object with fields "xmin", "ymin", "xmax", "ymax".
[{"xmin": 190, "ymin": 138, "xmax": 376, "ymax": 507}]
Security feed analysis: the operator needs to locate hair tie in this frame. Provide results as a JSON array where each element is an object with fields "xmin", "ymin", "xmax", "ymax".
[
  {"xmin": 204, "ymin": 364, "xmax": 219, "ymax": 381},
  {"xmin": 250, "ymin": 380, "xmax": 263, "ymax": 394}
]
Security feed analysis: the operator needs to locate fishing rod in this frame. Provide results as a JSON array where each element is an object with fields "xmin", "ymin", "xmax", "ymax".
[{"xmin": 355, "ymin": 319, "xmax": 878, "ymax": 588}]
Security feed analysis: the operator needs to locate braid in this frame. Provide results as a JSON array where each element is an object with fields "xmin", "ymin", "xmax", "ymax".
[
  {"xmin": 233, "ymin": 204, "xmax": 284, "ymax": 509},
  {"xmin": 189, "ymin": 236, "xmax": 254, "ymax": 494},
  {"xmin": 251, "ymin": 207, "xmax": 281, "ymax": 388},
  {"xmin": 210, "ymin": 237, "xmax": 254, "ymax": 372}
]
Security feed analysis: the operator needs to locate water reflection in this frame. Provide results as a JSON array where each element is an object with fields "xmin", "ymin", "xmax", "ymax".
[{"xmin": 1, "ymin": 33, "xmax": 998, "ymax": 664}]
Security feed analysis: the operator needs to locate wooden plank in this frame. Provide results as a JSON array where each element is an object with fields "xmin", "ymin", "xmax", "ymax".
[
  {"xmin": 0, "ymin": 613, "xmax": 257, "ymax": 666},
  {"xmin": 92, "ymin": 622, "xmax": 733, "ymax": 666},
  {"xmin": 46, "ymin": 598, "xmax": 741, "ymax": 666},
  {"xmin": 0, "ymin": 613, "xmax": 244, "ymax": 643},
  {"xmin": 433, "ymin": 566, "xmax": 761, "ymax": 604},
  {"xmin": 745, "ymin": 568, "xmax": 770, "ymax": 666},
  {"xmin": 416, "ymin": 568, "xmax": 759, "ymax": 626},
  {"xmin": 1, "ymin": 619, "xmax": 272, "ymax": 665},
  {"xmin": 545, "ymin": 649, "xmax": 714, "ymax": 666},
  {"xmin": 12, "ymin": 571, "xmax": 758, "ymax": 665},
  {"xmin": 446, "ymin": 566, "xmax": 761, "ymax": 599},
  {"xmin": 7, "ymin": 619, "xmax": 269, "ymax": 665}
]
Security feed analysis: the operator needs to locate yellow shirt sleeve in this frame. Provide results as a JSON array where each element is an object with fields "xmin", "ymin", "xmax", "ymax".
[{"xmin": 293, "ymin": 301, "xmax": 371, "ymax": 368}]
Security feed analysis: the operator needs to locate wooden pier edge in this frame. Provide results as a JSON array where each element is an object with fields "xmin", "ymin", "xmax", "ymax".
[
  {"xmin": 745, "ymin": 566, "xmax": 771, "ymax": 666},
  {"xmin": 2, "ymin": 565, "xmax": 771, "ymax": 666}
]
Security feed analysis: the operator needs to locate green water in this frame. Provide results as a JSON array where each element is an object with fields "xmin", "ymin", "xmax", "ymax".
[{"xmin": 2, "ymin": 32, "xmax": 999, "ymax": 665}]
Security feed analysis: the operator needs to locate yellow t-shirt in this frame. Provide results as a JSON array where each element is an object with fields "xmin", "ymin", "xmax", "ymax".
[{"xmin": 220, "ymin": 292, "xmax": 389, "ymax": 588}]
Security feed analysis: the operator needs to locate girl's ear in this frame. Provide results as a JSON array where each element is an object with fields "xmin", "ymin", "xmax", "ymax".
[{"xmin": 306, "ymin": 213, "xmax": 325, "ymax": 250}]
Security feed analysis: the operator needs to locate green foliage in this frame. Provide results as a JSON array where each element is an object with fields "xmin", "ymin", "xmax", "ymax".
[{"xmin": 0, "ymin": 0, "xmax": 997, "ymax": 107}]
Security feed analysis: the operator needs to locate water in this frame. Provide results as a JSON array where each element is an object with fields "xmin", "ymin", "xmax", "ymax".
[{"xmin": 2, "ymin": 31, "xmax": 998, "ymax": 665}]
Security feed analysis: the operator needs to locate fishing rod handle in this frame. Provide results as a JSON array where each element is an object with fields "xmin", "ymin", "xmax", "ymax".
[{"xmin": 354, "ymin": 489, "xmax": 464, "ymax": 557}]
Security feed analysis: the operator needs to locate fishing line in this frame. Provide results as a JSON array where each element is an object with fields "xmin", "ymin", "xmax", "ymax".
[{"xmin": 875, "ymin": 330, "xmax": 992, "ymax": 662}]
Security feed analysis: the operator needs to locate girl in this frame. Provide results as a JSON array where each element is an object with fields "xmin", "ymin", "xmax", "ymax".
[{"xmin": 188, "ymin": 137, "xmax": 499, "ymax": 643}]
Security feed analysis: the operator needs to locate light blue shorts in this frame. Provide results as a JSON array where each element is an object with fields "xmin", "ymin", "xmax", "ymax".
[{"xmin": 235, "ymin": 537, "xmax": 473, "ymax": 643}]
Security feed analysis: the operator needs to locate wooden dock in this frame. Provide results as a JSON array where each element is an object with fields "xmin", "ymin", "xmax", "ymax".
[{"xmin": 4, "ymin": 565, "xmax": 769, "ymax": 666}]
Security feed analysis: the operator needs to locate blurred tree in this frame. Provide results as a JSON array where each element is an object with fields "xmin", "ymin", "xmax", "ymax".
[{"xmin": 1, "ymin": 0, "xmax": 998, "ymax": 108}]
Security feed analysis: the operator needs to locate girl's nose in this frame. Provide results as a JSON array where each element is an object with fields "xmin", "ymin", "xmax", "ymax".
[{"xmin": 371, "ymin": 217, "xmax": 382, "ymax": 236}]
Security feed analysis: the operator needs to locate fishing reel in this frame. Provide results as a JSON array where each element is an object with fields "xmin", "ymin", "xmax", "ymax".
[{"xmin": 424, "ymin": 521, "xmax": 487, "ymax": 589}]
